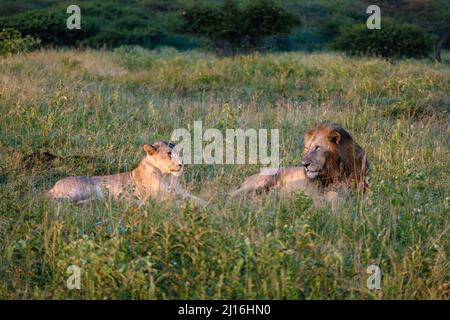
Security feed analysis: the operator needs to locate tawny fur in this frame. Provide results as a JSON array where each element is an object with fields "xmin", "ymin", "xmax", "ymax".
[
  {"xmin": 46, "ymin": 141, "xmax": 205, "ymax": 206},
  {"xmin": 230, "ymin": 123, "xmax": 369, "ymax": 209}
]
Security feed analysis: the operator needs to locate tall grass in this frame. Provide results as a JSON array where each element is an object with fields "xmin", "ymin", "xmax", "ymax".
[{"xmin": 0, "ymin": 47, "xmax": 448, "ymax": 299}]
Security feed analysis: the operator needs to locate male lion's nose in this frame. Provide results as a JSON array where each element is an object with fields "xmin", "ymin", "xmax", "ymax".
[{"xmin": 302, "ymin": 161, "xmax": 311, "ymax": 169}]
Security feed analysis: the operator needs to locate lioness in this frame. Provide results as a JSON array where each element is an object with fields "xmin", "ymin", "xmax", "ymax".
[
  {"xmin": 46, "ymin": 141, "xmax": 205, "ymax": 206},
  {"xmin": 230, "ymin": 123, "xmax": 369, "ymax": 209}
]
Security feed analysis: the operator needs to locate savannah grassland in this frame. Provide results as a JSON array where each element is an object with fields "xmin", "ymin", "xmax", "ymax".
[{"xmin": 0, "ymin": 47, "xmax": 448, "ymax": 299}]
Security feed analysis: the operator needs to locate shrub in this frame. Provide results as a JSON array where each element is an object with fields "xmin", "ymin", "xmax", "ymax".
[
  {"xmin": 333, "ymin": 18, "xmax": 433, "ymax": 58},
  {"xmin": 0, "ymin": 10, "xmax": 97, "ymax": 47},
  {"xmin": 0, "ymin": 28, "xmax": 41, "ymax": 55},
  {"xmin": 0, "ymin": 4, "xmax": 192, "ymax": 51},
  {"xmin": 78, "ymin": 28, "xmax": 159, "ymax": 49},
  {"xmin": 181, "ymin": 0, "xmax": 300, "ymax": 53}
]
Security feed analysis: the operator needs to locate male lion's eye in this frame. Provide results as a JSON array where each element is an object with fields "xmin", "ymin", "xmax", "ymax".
[{"xmin": 314, "ymin": 146, "xmax": 320, "ymax": 151}]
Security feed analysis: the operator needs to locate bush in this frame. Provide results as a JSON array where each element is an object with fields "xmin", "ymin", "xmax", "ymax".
[
  {"xmin": 333, "ymin": 18, "xmax": 433, "ymax": 58},
  {"xmin": 0, "ymin": 28, "xmax": 41, "ymax": 55},
  {"xmin": 181, "ymin": 0, "xmax": 300, "ymax": 53},
  {"xmin": 78, "ymin": 28, "xmax": 158, "ymax": 49},
  {"xmin": 0, "ymin": 10, "xmax": 97, "ymax": 47},
  {"xmin": 0, "ymin": 3, "xmax": 193, "ymax": 51}
]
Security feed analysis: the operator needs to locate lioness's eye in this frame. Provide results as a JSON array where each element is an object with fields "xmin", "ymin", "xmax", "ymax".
[{"xmin": 168, "ymin": 151, "xmax": 172, "ymax": 157}]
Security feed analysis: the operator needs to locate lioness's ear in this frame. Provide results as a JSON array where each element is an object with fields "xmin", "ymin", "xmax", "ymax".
[
  {"xmin": 329, "ymin": 130, "xmax": 341, "ymax": 144},
  {"xmin": 143, "ymin": 144, "xmax": 157, "ymax": 155}
]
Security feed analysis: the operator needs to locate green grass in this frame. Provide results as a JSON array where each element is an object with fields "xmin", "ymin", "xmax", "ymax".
[{"xmin": 0, "ymin": 47, "xmax": 449, "ymax": 299}]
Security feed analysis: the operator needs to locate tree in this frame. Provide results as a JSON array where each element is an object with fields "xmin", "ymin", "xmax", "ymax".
[
  {"xmin": 367, "ymin": 0, "xmax": 450, "ymax": 62},
  {"xmin": 181, "ymin": 0, "xmax": 300, "ymax": 54},
  {"xmin": 333, "ymin": 18, "xmax": 433, "ymax": 59}
]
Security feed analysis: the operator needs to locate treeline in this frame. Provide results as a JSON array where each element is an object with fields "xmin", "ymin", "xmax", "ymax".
[{"xmin": 0, "ymin": 0, "xmax": 448, "ymax": 59}]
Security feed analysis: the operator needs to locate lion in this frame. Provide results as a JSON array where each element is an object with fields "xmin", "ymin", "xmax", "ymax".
[
  {"xmin": 46, "ymin": 141, "xmax": 205, "ymax": 206},
  {"xmin": 230, "ymin": 123, "xmax": 369, "ymax": 209}
]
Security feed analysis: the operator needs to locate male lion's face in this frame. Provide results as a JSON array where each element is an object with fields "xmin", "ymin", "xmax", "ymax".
[
  {"xmin": 302, "ymin": 128, "xmax": 341, "ymax": 180},
  {"xmin": 143, "ymin": 141, "xmax": 184, "ymax": 176}
]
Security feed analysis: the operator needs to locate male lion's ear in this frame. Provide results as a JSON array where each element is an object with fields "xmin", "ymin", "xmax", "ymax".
[
  {"xmin": 329, "ymin": 130, "xmax": 341, "ymax": 144},
  {"xmin": 143, "ymin": 144, "xmax": 158, "ymax": 155},
  {"xmin": 304, "ymin": 129, "xmax": 314, "ymax": 143}
]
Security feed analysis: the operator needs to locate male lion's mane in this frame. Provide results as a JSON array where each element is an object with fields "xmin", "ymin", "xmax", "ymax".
[{"xmin": 306, "ymin": 123, "xmax": 369, "ymax": 191}]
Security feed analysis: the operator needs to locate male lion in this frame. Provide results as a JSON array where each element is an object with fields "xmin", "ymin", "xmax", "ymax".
[
  {"xmin": 230, "ymin": 123, "xmax": 369, "ymax": 209},
  {"xmin": 47, "ymin": 141, "xmax": 205, "ymax": 206}
]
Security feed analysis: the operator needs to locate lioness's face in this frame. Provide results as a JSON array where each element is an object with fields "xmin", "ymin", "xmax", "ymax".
[
  {"xmin": 143, "ymin": 141, "xmax": 184, "ymax": 176},
  {"xmin": 302, "ymin": 129, "xmax": 341, "ymax": 180}
]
